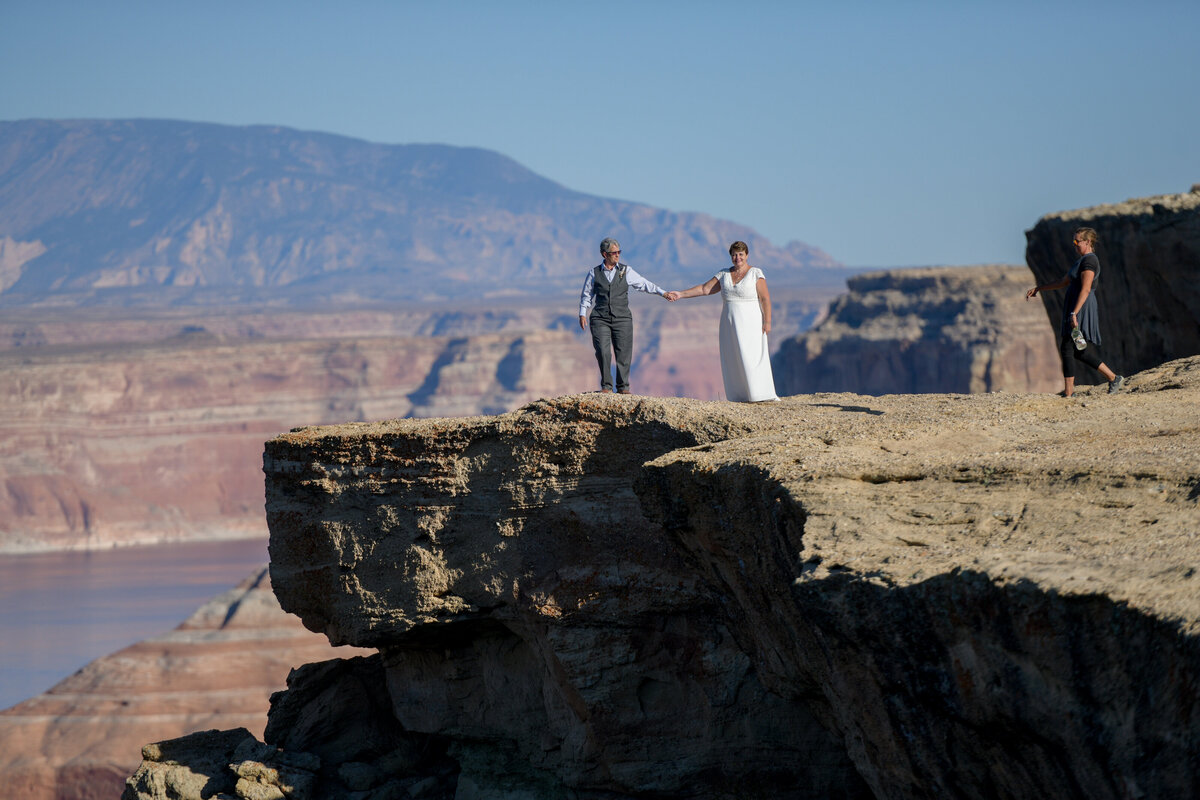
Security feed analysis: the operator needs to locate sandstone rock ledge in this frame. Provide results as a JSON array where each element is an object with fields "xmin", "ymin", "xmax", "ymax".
[{"xmin": 127, "ymin": 360, "xmax": 1200, "ymax": 800}]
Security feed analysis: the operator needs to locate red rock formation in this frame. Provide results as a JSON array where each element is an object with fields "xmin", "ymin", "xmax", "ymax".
[
  {"xmin": 0, "ymin": 568, "xmax": 365, "ymax": 800},
  {"xmin": 0, "ymin": 322, "xmax": 590, "ymax": 552},
  {"xmin": 0, "ymin": 294, "xmax": 828, "ymax": 552},
  {"xmin": 773, "ymin": 265, "xmax": 1061, "ymax": 395}
]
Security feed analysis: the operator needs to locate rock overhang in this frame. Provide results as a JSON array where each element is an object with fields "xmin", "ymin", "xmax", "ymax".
[
  {"xmin": 266, "ymin": 361, "xmax": 1200, "ymax": 647},
  {"xmin": 126, "ymin": 357, "xmax": 1200, "ymax": 799}
]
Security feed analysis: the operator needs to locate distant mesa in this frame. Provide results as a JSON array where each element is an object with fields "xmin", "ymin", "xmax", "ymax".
[
  {"xmin": 0, "ymin": 119, "xmax": 843, "ymax": 307},
  {"xmin": 774, "ymin": 188, "xmax": 1200, "ymax": 395},
  {"xmin": 772, "ymin": 264, "xmax": 1061, "ymax": 395}
]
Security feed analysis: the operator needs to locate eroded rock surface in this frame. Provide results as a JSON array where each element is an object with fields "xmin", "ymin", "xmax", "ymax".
[
  {"xmin": 773, "ymin": 265, "xmax": 1061, "ymax": 395},
  {"xmin": 265, "ymin": 400, "xmax": 868, "ymax": 798},
  {"xmin": 130, "ymin": 358, "xmax": 1200, "ymax": 798},
  {"xmin": 1025, "ymin": 189, "xmax": 1200, "ymax": 378}
]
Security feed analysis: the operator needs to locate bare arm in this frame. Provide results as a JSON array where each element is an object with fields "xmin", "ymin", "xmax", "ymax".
[
  {"xmin": 667, "ymin": 277, "xmax": 720, "ymax": 301},
  {"xmin": 756, "ymin": 277, "xmax": 772, "ymax": 333},
  {"xmin": 1026, "ymin": 274, "xmax": 1071, "ymax": 299}
]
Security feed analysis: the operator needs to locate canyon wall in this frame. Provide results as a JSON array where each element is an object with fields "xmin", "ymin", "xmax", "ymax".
[
  {"xmin": 0, "ymin": 295, "xmax": 825, "ymax": 553},
  {"xmin": 772, "ymin": 265, "xmax": 1061, "ymax": 395},
  {"xmin": 1025, "ymin": 188, "xmax": 1200, "ymax": 378},
  {"xmin": 127, "ymin": 357, "xmax": 1200, "ymax": 799},
  {"xmin": 0, "ymin": 568, "xmax": 365, "ymax": 800},
  {"xmin": 0, "ymin": 324, "xmax": 584, "ymax": 552}
]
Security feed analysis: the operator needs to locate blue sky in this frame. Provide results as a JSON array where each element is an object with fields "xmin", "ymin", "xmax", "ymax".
[{"xmin": 2, "ymin": 0, "xmax": 1197, "ymax": 267}]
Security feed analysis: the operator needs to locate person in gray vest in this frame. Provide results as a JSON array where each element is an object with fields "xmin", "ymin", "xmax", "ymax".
[{"xmin": 578, "ymin": 237, "xmax": 672, "ymax": 393}]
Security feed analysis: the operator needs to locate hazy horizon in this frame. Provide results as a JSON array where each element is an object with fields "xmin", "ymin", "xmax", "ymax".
[{"xmin": 3, "ymin": 1, "xmax": 1197, "ymax": 269}]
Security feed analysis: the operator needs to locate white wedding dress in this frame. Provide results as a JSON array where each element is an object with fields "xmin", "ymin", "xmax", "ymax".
[{"xmin": 715, "ymin": 267, "xmax": 778, "ymax": 402}]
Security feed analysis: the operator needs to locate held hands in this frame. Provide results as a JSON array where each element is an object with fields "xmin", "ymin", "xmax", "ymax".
[{"xmin": 664, "ymin": 291, "xmax": 681, "ymax": 302}]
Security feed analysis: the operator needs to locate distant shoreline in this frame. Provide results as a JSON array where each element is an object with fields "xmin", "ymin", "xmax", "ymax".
[
  {"xmin": 0, "ymin": 537, "xmax": 270, "ymax": 710},
  {"xmin": 0, "ymin": 530, "xmax": 268, "ymax": 557}
]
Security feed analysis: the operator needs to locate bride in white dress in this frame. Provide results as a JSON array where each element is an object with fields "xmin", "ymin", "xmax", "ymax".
[{"xmin": 666, "ymin": 241, "xmax": 779, "ymax": 402}]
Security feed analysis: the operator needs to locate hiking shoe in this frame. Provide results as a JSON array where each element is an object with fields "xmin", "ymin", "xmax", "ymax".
[{"xmin": 1108, "ymin": 375, "xmax": 1125, "ymax": 394}]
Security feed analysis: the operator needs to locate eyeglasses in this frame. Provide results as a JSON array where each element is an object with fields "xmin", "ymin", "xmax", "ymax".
[{"xmin": 605, "ymin": 250, "xmax": 621, "ymax": 255}]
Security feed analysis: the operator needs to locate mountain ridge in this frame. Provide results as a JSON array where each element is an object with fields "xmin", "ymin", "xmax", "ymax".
[{"xmin": 0, "ymin": 119, "xmax": 843, "ymax": 306}]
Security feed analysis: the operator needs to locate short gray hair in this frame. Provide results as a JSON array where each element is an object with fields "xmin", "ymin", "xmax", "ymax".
[{"xmin": 600, "ymin": 238, "xmax": 620, "ymax": 254}]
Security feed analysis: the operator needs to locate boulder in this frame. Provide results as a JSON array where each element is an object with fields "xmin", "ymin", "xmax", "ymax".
[{"xmin": 122, "ymin": 728, "xmax": 255, "ymax": 800}]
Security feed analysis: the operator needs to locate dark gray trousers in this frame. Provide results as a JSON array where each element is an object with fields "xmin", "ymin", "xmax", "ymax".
[{"xmin": 590, "ymin": 314, "xmax": 633, "ymax": 391}]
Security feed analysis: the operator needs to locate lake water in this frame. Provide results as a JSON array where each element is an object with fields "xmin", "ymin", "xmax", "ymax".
[{"xmin": 0, "ymin": 538, "xmax": 270, "ymax": 711}]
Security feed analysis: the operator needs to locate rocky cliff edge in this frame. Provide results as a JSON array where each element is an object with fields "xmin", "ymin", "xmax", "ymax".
[
  {"xmin": 126, "ymin": 360, "xmax": 1200, "ymax": 799},
  {"xmin": 1025, "ymin": 188, "xmax": 1200, "ymax": 378}
]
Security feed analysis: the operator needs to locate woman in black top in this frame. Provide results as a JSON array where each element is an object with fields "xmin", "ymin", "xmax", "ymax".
[{"xmin": 1026, "ymin": 227, "xmax": 1124, "ymax": 397}]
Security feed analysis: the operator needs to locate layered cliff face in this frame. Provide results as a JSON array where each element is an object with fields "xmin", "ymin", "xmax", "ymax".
[
  {"xmin": 0, "ymin": 324, "xmax": 589, "ymax": 552},
  {"xmin": 0, "ymin": 295, "xmax": 825, "ymax": 552},
  {"xmin": 773, "ymin": 265, "xmax": 1061, "ymax": 396},
  {"xmin": 0, "ymin": 568, "xmax": 365, "ymax": 800},
  {"xmin": 127, "ymin": 357, "xmax": 1200, "ymax": 799},
  {"xmin": 1024, "ymin": 189, "xmax": 1200, "ymax": 377}
]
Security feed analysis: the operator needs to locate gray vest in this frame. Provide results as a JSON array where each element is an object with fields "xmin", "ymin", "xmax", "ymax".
[{"xmin": 591, "ymin": 265, "xmax": 631, "ymax": 320}]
